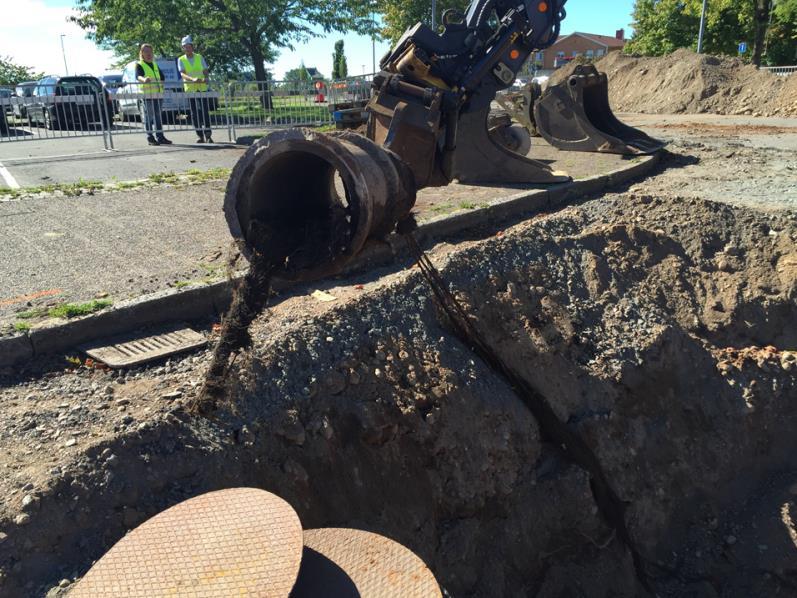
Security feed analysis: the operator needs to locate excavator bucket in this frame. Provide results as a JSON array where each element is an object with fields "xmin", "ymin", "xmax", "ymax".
[{"xmin": 534, "ymin": 64, "xmax": 665, "ymax": 155}]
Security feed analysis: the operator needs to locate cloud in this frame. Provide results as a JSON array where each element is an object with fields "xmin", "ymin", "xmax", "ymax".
[{"xmin": 0, "ymin": 0, "xmax": 117, "ymax": 76}]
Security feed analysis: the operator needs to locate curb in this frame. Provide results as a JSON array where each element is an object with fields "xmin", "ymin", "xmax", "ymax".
[{"xmin": 0, "ymin": 152, "xmax": 660, "ymax": 367}]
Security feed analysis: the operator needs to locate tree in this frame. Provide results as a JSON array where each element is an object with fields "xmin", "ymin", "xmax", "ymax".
[
  {"xmin": 332, "ymin": 40, "xmax": 348, "ymax": 80},
  {"xmin": 752, "ymin": 0, "xmax": 772, "ymax": 65},
  {"xmin": 285, "ymin": 63, "xmax": 311, "ymax": 84},
  {"xmin": 624, "ymin": 0, "xmax": 788, "ymax": 64},
  {"xmin": 378, "ymin": 0, "xmax": 471, "ymax": 44},
  {"xmin": 624, "ymin": 0, "xmax": 699, "ymax": 56},
  {"xmin": 0, "ymin": 56, "xmax": 42, "ymax": 86},
  {"xmin": 766, "ymin": 0, "xmax": 797, "ymax": 65},
  {"xmin": 72, "ymin": 0, "xmax": 376, "ymax": 82}
]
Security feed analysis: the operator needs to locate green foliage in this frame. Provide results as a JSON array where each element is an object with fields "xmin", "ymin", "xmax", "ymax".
[
  {"xmin": 332, "ymin": 39, "xmax": 348, "ymax": 79},
  {"xmin": 48, "ymin": 299, "xmax": 113, "ymax": 319},
  {"xmin": 625, "ymin": 0, "xmax": 701, "ymax": 56},
  {"xmin": 285, "ymin": 63, "xmax": 311, "ymax": 84},
  {"xmin": 378, "ymin": 0, "xmax": 471, "ymax": 44},
  {"xmin": 17, "ymin": 299, "xmax": 113, "ymax": 321},
  {"xmin": 626, "ymin": 0, "xmax": 793, "ymax": 65},
  {"xmin": 766, "ymin": 0, "xmax": 797, "ymax": 64},
  {"xmin": 72, "ymin": 0, "xmax": 377, "ymax": 80},
  {"xmin": 0, "ymin": 55, "xmax": 43, "ymax": 86}
]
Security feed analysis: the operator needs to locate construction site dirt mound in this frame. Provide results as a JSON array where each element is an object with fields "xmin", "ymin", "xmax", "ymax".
[
  {"xmin": 550, "ymin": 48, "xmax": 797, "ymax": 117},
  {"xmin": 2, "ymin": 188, "xmax": 796, "ymax": 597}
]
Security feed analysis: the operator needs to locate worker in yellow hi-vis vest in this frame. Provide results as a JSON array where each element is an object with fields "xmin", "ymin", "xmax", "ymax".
[
  {"xmin": 178, "ymin": 35, "xmax": 213, "ymax": 143},
  {"xmin": 135, "ymin": 43, "xmax": 172, "ymax": 146}
]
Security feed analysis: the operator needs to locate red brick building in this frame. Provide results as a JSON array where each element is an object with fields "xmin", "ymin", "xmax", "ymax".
[{"xmin": 531, "ymin": 30, "xmax": 627, "ymax": 71}]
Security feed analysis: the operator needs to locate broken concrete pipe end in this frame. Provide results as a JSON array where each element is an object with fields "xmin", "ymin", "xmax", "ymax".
[{"xmin": 224, "ymin": 128, "xmax": 417, "ymax": 282}]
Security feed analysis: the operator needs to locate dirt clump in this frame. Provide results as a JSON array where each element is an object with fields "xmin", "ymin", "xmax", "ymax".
[
  {"xmin": 1, "ymin": 186, "xmax": 795, "ymax": 597},
  {"xmin": 550, "ymin": 48, "xmax": 797, "ymax": 117}
]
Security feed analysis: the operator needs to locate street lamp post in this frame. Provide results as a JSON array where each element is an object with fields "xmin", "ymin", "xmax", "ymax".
[
  {"xmin": 697, "ymin": 0, "xmax": 708, "ymax": 53},
  {"xmin": 60, "ymin": 34, "xmax": 69, "ymax": 75},
  {"xmin": 431, "ymin": 0, "xmax": 437, "ymax": 30}
]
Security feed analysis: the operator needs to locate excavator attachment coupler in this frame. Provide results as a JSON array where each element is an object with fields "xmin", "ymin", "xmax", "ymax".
[{"xmin": 534, "ymin": 64, "xmax": 665, "ymax": 155}]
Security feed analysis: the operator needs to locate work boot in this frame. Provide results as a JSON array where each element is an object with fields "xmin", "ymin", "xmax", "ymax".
[
  {"xmin": 157, "ymin": 136, "xmax": 173, "ymax": 145},
  {"xmin": 147, "ymin": 136, "xmax": 159, "ymax": 146},
  {"xmin": 197, "ymin": 136, "xmax": 205, "ymax": 143},
  {"xmin": 206, "ymin": 135, "xmax": 213, "ymax": 143}
]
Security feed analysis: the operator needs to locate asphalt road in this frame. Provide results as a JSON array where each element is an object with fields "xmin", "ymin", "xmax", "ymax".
[
  {"xmin": 1, "ymin": 113, "xmax": 794, "ymax": 331},
  {"xmin": 0, "ymin": 128, "xmax": 249, "ymax": 189}
]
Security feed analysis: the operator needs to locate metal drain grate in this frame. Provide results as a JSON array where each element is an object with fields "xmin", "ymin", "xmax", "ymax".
[{"xmin": 83, "ymin": 325, "xmax": 207, "ymax": 368}]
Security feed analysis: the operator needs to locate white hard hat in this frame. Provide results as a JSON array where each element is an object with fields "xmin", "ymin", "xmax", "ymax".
[{"xmin": 181, "ymin": 35, "xmax": 193, "ymax": 46}]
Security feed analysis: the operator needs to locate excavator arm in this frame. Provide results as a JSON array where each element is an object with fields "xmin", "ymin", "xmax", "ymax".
[
  {"xmin": 223, "ymin": 0, "xmax": 571, "ymax": 283},
  {"xmin": 367, "ymin": 0, "xmax": 569, "ymax": 185}
]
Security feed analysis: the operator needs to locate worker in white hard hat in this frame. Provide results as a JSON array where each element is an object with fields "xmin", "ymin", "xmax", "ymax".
[{"xmin": 178, "ymin": 35, "xmax": 213, "ymax": 143}]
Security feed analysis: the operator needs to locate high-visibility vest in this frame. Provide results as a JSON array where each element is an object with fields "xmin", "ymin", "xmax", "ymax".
[
  {"xmin": 137, "ymin": 61, "xmax": 164, "ymax": 94},
  {"xmin": 179, "ymin": 54, "xmax": 208, "ymax": 92}
]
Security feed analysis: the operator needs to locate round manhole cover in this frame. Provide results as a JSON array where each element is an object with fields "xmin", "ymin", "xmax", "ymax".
[
  {"xmin": 291, "ymin": 528, "xmax": 442, "ymax": 597},
  {"xmin": 70, "ymin": 487, "xmax": 303, "ymax": 597}
]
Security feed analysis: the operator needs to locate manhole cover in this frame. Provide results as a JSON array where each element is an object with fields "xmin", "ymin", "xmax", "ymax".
[
  {"xmin": 70, "ymin": 487, "xmax": 304, "ymax": 598},
  {"xmin": 82, "ymin": 325, "xmax": 207, "ymax": 368},
  {"xmin": 291, "ymin": 528, "xmax": 442, "ymax": 597}
]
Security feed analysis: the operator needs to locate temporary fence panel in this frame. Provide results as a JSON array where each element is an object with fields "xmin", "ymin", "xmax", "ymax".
[
  {"xmin": 111, "ymin": 81, "xmax": 223, "ymax": 141},
  {"xmin": 326, "ymin": 74, "xmax": 375, "ymax": 106},
  {"xmin": 0, "ymin": 75, "xmax": 374, "ymax": 147},
  {"xmin": 0, "ymin": 80, "xmax": 113, "ymax": 147},
  {"xmin": 223, "ymin": 80, "xmax": 334, "ymax": 140},
  {"xmin": 759, "ymin": 65, "xmax": 796, "ymax": 77}
]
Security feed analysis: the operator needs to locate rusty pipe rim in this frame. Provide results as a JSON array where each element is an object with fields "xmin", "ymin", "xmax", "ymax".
[{"xmin": 225, "ymin": 128, "xmax": 399, "ymax": 282}]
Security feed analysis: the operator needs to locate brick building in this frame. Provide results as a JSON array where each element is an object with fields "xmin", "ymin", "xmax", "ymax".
[{"xmin": 527, "ymin": 30, "xmax": 627, "ymax": 73}]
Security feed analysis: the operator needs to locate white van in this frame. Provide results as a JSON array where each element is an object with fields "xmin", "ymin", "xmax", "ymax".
[{"xmin": 118, "ymin": 57, "xmax": 189, "ymax": 120}]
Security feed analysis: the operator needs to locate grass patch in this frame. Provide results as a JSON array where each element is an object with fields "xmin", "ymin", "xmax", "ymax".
[
  {"xmin": 13, "ymin": 322, "xmax": 31, "ymax": 333},
  {"xmin": 48, "ymin": 299, "xmax": 113, "ymax": 319},
  {"xmin": 185, "ymin": 167, "xmax": 231, "ymax": 183},
  {"xmin": 148, "ymin": 172, "xmax": 181, "ymax": 184},
  {"xmin": 0, "ymin": 166, "xmax": 232, "ymax": 201},
  {"xmin": 429, "ymin": 202, "xmax": 456, "ymax": 215},
  {"xmin": 16, "ymin": 307, "xmax": 49, "ymax": 320},
  {"xmin": 171, "ymin": 261, "xmax": 227, "ymax": 290},
  {"xmin": 115, "ymin": 181, "xmax": 140, "ymax": 190},
  {"xmin": 17, "ymin": 299, "xmax": 112, "ymax": 321}
]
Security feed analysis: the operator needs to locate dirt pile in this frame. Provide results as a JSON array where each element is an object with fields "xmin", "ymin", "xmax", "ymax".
[
  {"xmin": 550, "ymin": 48, "xmax": 797, "ymax": 117},
  {"xmin": 1, "ymin": 189, "xmax": 795, "ymax": 597}
]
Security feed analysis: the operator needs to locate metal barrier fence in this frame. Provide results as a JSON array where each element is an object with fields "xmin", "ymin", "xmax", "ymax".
[
  {"xmin": 0, "ymin": 76, "xmax": 376, "ymax": 148},
  {"xmin": 0, "ymin": 80, "xmax": 114, "ymax": 147},
  {"xmin": 759, "ymin": 65, "xmax": 796, "ymax": 77}
]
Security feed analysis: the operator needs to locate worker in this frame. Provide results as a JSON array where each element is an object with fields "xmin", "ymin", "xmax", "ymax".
[
  {"xmin": 178, "ymin": 35, "xmax": 213, "ymax": 143},
  {"xmin": 136, "ymin": 43, "xmax": 172, "ymax": 146}
]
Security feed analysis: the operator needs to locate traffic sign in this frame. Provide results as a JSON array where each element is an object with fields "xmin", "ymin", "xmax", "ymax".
[{"xmin": 738, "ymin": 42, "xmax": 748, "ymax": 54}]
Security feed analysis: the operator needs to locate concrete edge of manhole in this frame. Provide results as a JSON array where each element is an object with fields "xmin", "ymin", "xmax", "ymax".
[{"xmin": 0, "ymin": 152, "xmax": 660, "ymax": 368}]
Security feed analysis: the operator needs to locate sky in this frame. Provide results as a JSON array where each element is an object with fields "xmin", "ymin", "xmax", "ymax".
[{"xmin": 0, "ymin": 0, "xmax": 636, "ymax": 80}]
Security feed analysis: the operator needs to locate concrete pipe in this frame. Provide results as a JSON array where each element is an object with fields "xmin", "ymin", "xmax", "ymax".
[{"xmin": 225, "ymin": 128, "xmax": 416, "ymax": 282}]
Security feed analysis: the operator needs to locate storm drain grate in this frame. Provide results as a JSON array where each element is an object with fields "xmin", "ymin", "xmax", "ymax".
[{"xmin": 83, "ymin": 325, "xmax": 207, "ymax": 368}]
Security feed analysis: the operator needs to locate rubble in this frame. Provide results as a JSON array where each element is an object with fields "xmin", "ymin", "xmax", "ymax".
[{"xmin": 552, "ymin": 49, "xmax": 797, "ymax": 117}]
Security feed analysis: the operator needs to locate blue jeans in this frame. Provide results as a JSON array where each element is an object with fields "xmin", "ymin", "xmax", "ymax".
[
  {"xmin": 140, "ymin": 98, "xmax": 163, "ymax": 138},
  {"xmin": 189, "ymin": 96, "xmax": 212, "ymax": 139}
]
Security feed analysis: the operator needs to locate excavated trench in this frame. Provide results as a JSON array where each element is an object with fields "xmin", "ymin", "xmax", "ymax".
[{"xmin": 3, "ymin": 194, "xmax": 797, "ymax": 597}]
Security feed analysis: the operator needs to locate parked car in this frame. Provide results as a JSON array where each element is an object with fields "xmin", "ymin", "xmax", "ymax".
[
  {"xmin": 0, "ymin": 88, "xmax": 13, "ymax": 114},
  {"xmin": 119, "ymin": 58, "xmax": 189, "ymax": 121},
  {"xmin": 28, "ymin": 76, "xmax": 113, "ymax": 130},
  {"xmin": 99, "ymin": 73, "xmax": 124, "ymax": 115},
  {"xmin": 12, "ymin": 81, "xmax": 37, "ymax": 119},
  {"xmin": 0, "ymin": 108, "xmax": 8, "ymax": 136}
]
